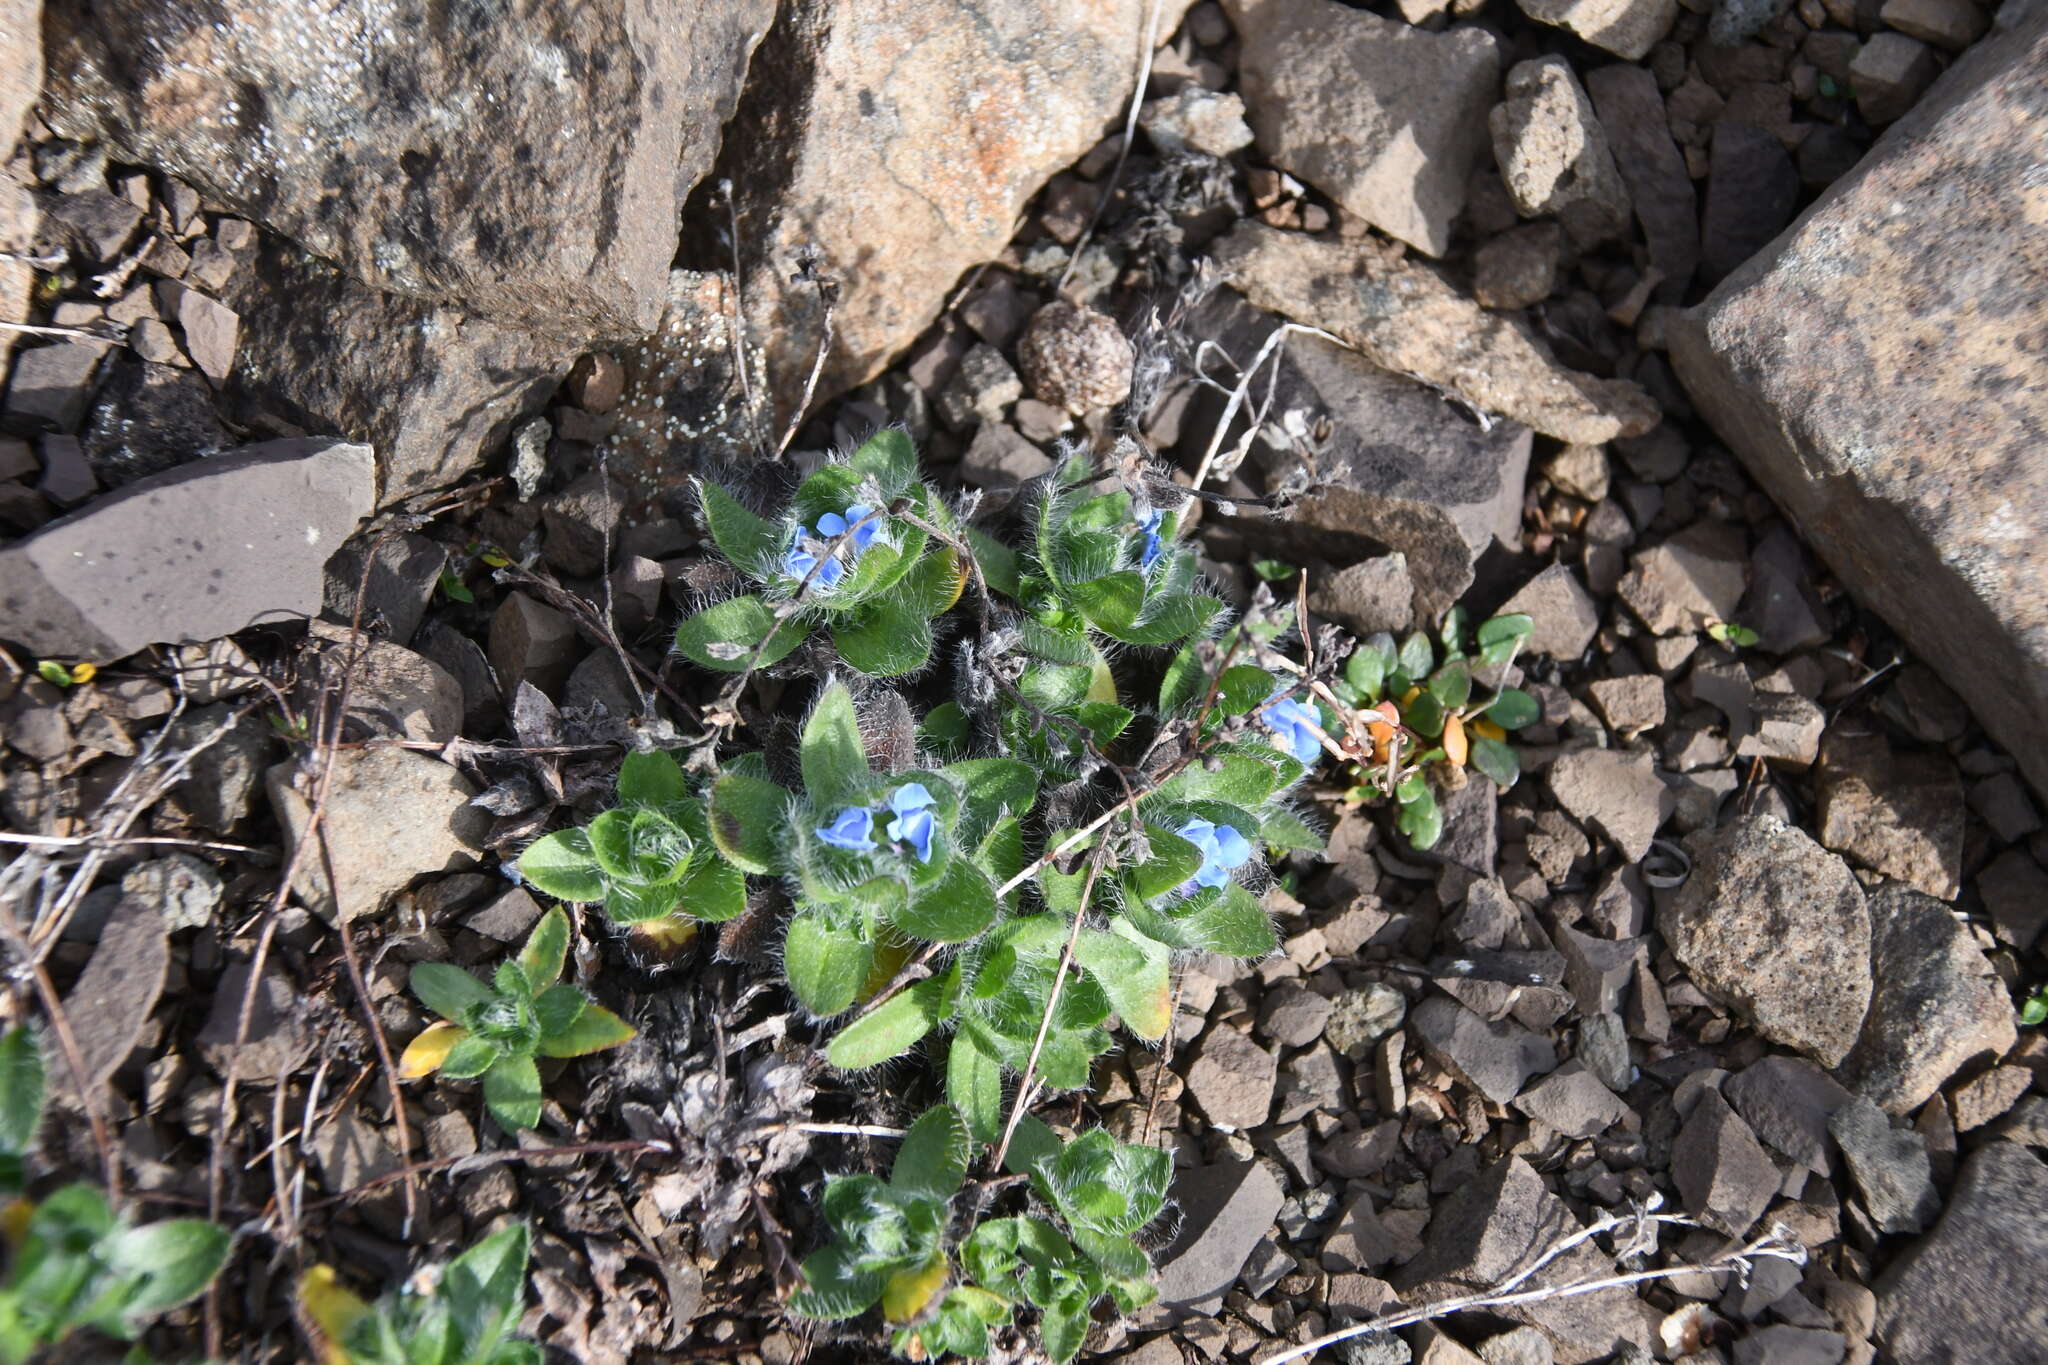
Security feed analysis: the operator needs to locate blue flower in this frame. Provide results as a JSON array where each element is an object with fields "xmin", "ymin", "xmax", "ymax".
[
  {"xmin": 832, "ymin": 503, "xmax": 886, "ymax": 554},
  {"xmin": 782, "ymin": 534, "xmax": 845, "ymax": 589},
  {"xmin": 783, "ymin": 504, "xmax": 887, "ymax": 589},
  {"xmin": 1261, "ymin": 695, "xmax": 1323, "ymax": 765},
  {"xmin": 1177, "ymin": 816, "xmax": 1252, "ymax": 891},
  {"xmin": 1136, "ymin": 506, "xmax": 1165, "ymax": 569},
  {"xmin": 816, "ymin": 806, "xmax": 877, "ymax": 852},
  {"xmin": 886, "ymin": 782, "xmax": 938, "ymax": 864}
]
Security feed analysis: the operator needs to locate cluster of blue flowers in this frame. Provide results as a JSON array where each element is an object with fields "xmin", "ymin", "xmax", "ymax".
[
  {"xmin": 1260, "ymin": 695, "xmax": 1321, "ymax": 765},
  {"xmin": 1174, "ymin": 816, "xmax": 1251, "ymax": 892},
  {"xmin": 1135, "ymin": 506, "xmax": 1164, "ymax": 570},
  {"xmin": 816, "ymin": 783, "xmax": 939, "ymax": 863},
  {"xmin": 783, "ymin": 503, "xmax": 884, "ymax": 588}
]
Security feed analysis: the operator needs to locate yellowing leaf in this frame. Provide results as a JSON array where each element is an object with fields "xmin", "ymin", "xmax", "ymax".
[
  {"xmin": 1, "ymin": 1198, "xmax": 32, "ymax": 1248},
  {"xmin": 1087, "ymin": 655, "xmax": 1119, "ymax": 705},
  {"xmin": 69, "ymin": 662, "xmax": 96, "ymax": 683},
  {"xmin": 296, "ymin": 1264, "xmax": 370, "ymax": 1365},
  {"xmin": 633, "ymin": 914, "xmax": 699, "ymax": 956},
  {"xmin": 1443, "ymin": 714, "xmax": 1468, "ymax": 767},
  {"xmin": 1472, "ymin": 718, "xmax": 1507, "ymax": 742},
  {"xmin": 399, "ymin": 1021, "xmax": 467, "ymax": 1079},
  {"xmin": 882, "ymin": 1254, "xmax": 949, "ymax": 1323}
]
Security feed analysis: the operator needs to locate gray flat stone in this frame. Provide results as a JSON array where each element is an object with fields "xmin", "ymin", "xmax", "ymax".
[{"xmin": 0, "ymin": 437, "xmax": 373, "ymax": 658}]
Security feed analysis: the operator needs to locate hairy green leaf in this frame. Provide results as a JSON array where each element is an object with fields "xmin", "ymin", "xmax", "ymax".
[
  {"xmin": 1076, "ymin": 925, "xmax": 1172, "ymax": 1041},
  {"xmin": 483, "ymin": 1054, "xmax": 544, "ymax": 1132},
  {"xmin": 699, "ymin": 481, "xmax": 784, "ymax": 575},
  {"xmin": 517, "ymin": 829, "xmax": 604, "ymax": 903},
  {"xmin": 103, "ymin": 1219, "xmax": 231, "ymax": 1327},
  {"xmin": 675, "ymin": 594, "xmax": 806, "ymax": 673},
  {"xmin": 411, "ymin": 963, "xmax": 494, "ymax": 1024},
  {"xmin": 946, "ymin": 1032, "xmax": 1005, "ymax": 1145},
  {"xmin": 897, "ymin": 857, "xmax": 998, "ymax": 944},
  {"xmin": 1216, "ymin": 665, "xmax": 1276, "ymax": 717},
  {"xmin": 615, "ymin": 749, "xmax": 689, "ymax": 809},
  {"xmin": 802, "ymin": 681, "xmax": 871, "ymax": 808},
  {"xmin": 0, "ymin": 1025, "xmax": 44, "ymax": 1160},
  {"xmin": 674, "ymin": 851, "xmax": 747, "ymax": 922},
  {"xmin": 537, "ymin": 1003, "xmax": 634, "ymax": 1058},
  {"xmin": 707, "ymin": 772, "xmax": 788, "ymax": 875},
  {"xmin": 517, "ymin": 908, "xmax": 571, "ymax": 990},
  {"xmin": 785, "ymin": 912, "xmax": 872, "ymax": 1017},
  {"xmin": 891, "ymin": 1106, "xmax": 971, "ymax": 1204},
  {"xmin": 826, "ymin": 977, "xmax": 950, "ymax": 1071},
  {"xmin": 834, "ymin": 594, "xmax": 935, "ymax": 677}
]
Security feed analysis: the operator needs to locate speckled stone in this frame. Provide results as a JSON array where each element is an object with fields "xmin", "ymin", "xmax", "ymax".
[{"xmin": 1672, "ymin": 7, "xmax": 2048, "ymax": 799}]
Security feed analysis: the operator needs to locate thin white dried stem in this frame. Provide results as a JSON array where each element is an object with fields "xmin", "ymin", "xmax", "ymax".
[
  {"xmin": 990, "ymin": 842, "xmax": 1110, "ymax": 1173},
  {"xmin": 1056, "ymin": 0, "xmax": 1164, "ymax": 296},
  {"xmin": 1256, "ymin": 1211, "xmax": 1806, "ymax": 1365},
  {"xmin": 1189, "ymin": 321, "xmax": 1341, "ymax": 492}
]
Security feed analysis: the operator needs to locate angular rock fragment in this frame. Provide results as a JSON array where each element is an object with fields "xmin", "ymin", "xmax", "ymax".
[
  {"xmin": 1615, "ymin": 521, "xmax": 1748, "ymax": 636},
  {"xmin": 1547, "ymin": 746, "xmax": 1668, "ymax": 862},
  {"xmin": 1830, "ymin": 1096, "xmax": 1939, "ymax": 1234},
  {"xmin": 1394, "ymin": 1156, "xmax": 1656, "ymax": 1363},
  {"xmin": 1516, "ymin": 0, "xmax": 1678, "ymax": 59},
  {"xmin": 1671, "ymin": 9, "xmax": 2048, "ymax": 798},
  {"xmin": 1226, "ymin": 0, "xmax": 1500, "ymax": 256},
  {"xmin": 1515, "ymin": 1060, "xmax": 1630, "ymax": 1138},
  {"xmin": 1490, "ymin": 58, "xmax": 1631, "ymax": 245},
  {"xmin": 1816, "ymin": 728, "xmax": 1963, "ymax": 900},
  {"xmin": 0, "ymin": 438, "xmax": 373, "ymax": 658},
  {"xmin": 266, "ymin": 746, "xmax": 490, "ymax": 924},
  {"xmin": 1214, "ymin": 223, "xmax": 1659, "ymax": 445},
  {"xmin": 1584, "ymin": 65, "xmax": 1698, "ymax": 297},
  {"xmin": 1184, "ymin": 1024, "xmax": 1277, "ymax": 1131},
  {"xmin": 221, "ymin": 238, "xmax": 564, "ymax": 503},
  {"xmin": 1495, "ymin": 564, "xmax": 1602, "ymax": 661},
  {"xmin": 1658, "ymin": 812, "xmax": 1871, "ymax": 1067},
  {"xmin": 1700, "ymin": 123, "xmax": 1800, "ymax": 285},
  {"xmin": 1723, "ymin": 1055, "xmax": 1853, "ymax": 1175},
  {"xmin": 1151, "ymin": 1159, "xmax": 1285, "ymax": 1316},
  {"xmin": 1409, "ymin": 995, "xmax": 1556, "ymax": 1106},
  {"xmin": 1840, "ymin": 885, "xmax": 2016, "ymax": 1114},
  {"xmin": 1673, "ymin": 1088, "xmax": 1782, "ymax": 1236},
  {"xmin": 1875, "ymin": 1143, "xmax": 2048, "ymax": 1365},
  {"xmin": 715, "ymin": 0, "xmax": 1190, "ymax": 427},
  {"xmin": 1196, "ymin": 289, "xmax": 1531, "ymax": 620}
]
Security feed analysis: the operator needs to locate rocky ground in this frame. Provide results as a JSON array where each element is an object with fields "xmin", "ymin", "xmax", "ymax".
[{"xmin": 0, "ymin": 0, "xmax": 2044, "ymax": 1362}]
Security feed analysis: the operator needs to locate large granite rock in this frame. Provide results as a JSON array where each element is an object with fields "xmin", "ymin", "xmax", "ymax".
[
  {"xmin": 1876, "ymin": 1142, "xmax": 2048, "ymax": 1364},
  {"xmin": 0, "ymin": 438, "xmax": 373, "ymax": 657},
  {"xmin": 1214, "ymin": 222, "xmax": 1659, "ymax": 445},
  {"xmin": 1223, "ymin": 0, "xmax": 1500, "ymax": 257},
  {"xmin": 0, "ymin": 0, "xmax": 39, "ymax": 161},
  {"xmin": 1195, "ymin": 291, "xmax": 1531, "ymax": 620},
  {"xmin": 222, "ymin": 237, "xmax": 564, "ymax": 503},
  {"xmin": 1671, "ymin": 7, "xmax": 2048, "ymax": 798},
  {"xmin": 45, "ymin": 0, "xmax": 773, "ymax": 339},
  {"xmin": 707, "ymin": 0, "xmax": 1191, "ymax": 430}
]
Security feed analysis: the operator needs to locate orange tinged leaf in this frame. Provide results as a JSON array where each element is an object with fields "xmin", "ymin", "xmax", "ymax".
[{"xmin": 1443, "ymin": 713, "xmax": 1468, "ymax": 767}]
